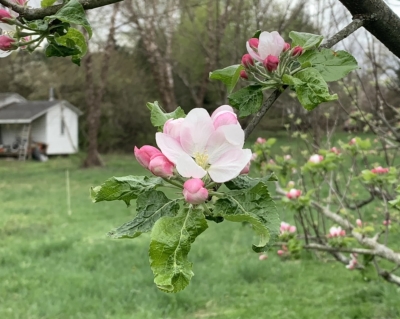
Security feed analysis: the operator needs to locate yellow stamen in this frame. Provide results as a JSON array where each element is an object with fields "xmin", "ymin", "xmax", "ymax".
[{"xmin": 194, "ymin": 152, "xmax": 209, "ymax": 169}]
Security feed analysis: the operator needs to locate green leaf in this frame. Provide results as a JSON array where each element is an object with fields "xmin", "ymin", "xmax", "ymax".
[
  {"xmin": 282, "ymin": 74, "xmax": 305, "ymax": 87},
  {"xmin": 214, "ymin": 182, "xmax": 279, "ymax": 252},
  {"xmin": 149, "ymin": 206, "xmax": 208, "ymax": 293},
  {"xmin": 292, "ymin": 68, "xmax": 338, "ymax": 110},
  {"xmin": 224, "ymin": 174, "xmax": 277, "ymax": 190},
  {"xmin": 298, "ymin": 49, "xmax": 358, "ymax": 82},
  {"xmin": 53, "ymin": 27, "xmax": 87, "ymax": 65},
  {"xmin": 146, "ymin": 101, "xmax": 186, "ymax": 128},
  {"xmin": 41, "ymin": 0, "xmax": 57, "ymax": 8},
  {"xmin": 108, "ymin": 190, "xmax": 181, "ymax": 239},
  {"xmin": 26, "ymin": 19, "xmax": 49, "ymax": 31},
  {"xmin": 289, "ymin": 31, "xmax": 324, "ymax": 50},
  {"xmin": 228, "ymin": 85, "xmax": 263, "ymax": 117},
  {"xmin": 90, "ymin": 175, "xmax": 164, "ymax": 206},
  {"xmin": 252, "ymin": 30, "xmax": 261, "ymax": 39},
  {"xmin": 209, "ymin": 64, "xmax": 244, "ymax": 93},
  {"xmin": 46, "ymin": 0, "xmax": 92, "ymax": 38},
  {"xmin": 45, "ymin": 42, "xmax": 80, "ymax": 59}
]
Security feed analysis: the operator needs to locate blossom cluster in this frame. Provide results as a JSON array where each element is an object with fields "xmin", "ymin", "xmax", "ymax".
[
  {"xmin": 328, "ymin": 226, "xmax": 346, "ymax": 238},
  {"xmin": 135, "ymin": 105, "xmax": 251, "ymax": 205},
  {"xmin": 346, "ymin": 253, "xmax": 358, "ymax": 270},
  {"xmin": 239, "ymin": 31, "xmax": 303, "ymax": 82},
  {"xmin": 280, "ymin": 222, "xmax": 296, "ymax": 234}
]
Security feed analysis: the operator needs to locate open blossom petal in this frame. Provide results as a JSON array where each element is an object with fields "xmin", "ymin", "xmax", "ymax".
[
  {"xmin": 246, "ymin": 41, "xmax": 262, "ymax": 62},
  {"xmin": 211, "ymin": 105, "xmax": 234, "ymax": 120},
  {"xmin": 258, "ymin": 31, "xmax": 285, "ymax": 59},
  {"xmin": 208, "ymin": 148, "xmax": 252, "ymax": 183}
]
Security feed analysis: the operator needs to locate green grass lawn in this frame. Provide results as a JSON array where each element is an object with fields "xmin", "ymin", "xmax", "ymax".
[{"xmin": 1, "ymin": 152, "xmax": 400, "ymax": 319}]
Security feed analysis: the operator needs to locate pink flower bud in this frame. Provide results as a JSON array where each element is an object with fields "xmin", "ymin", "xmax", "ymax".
[
  {"xmin": 277, "ymin": 250, "xmax": 284, "ymax": 256},
  {"xmin": 291, "ymin": 46, "xmax": 304, "ymax": 57},
  {"xmin": 330, "ymin": 147, "xmax": 340, "ymax": 155},
  {"xmin": 14, "ymin": 0, "xmax": 27, "ymax": 5},
  {"xmin": 340, "ymin": 230, "xmax": 346, "ymax": 237},
  {"xmin": 259, "ymin": 254, "xmax": 268, "ymax": 261},
  {"xmin": 248, "ymin": 38, "xmax": 259, "ymax": 49},
  {"xmin": 148, "ymin": 154, "xmax": 174, "ymax": 178},
  {"xmin": 263, "ymin": 55, "xmax": 279, "ymax": 72},
  {"xmin": 0, "ymin": 35, "xmax": 16, "ymax": 51},
  {"xmin": 349, "ymin": 138, "xmax": 356, "ymax": 145},
  {"xmin": 213, "ymin": 110, "xmax": 238, "ymax": 129},
  {"xmin": 284, "ymin": 154, "xmax": 291, "ymax": 161},
  {"xmin": 283, "ymin": 42, "xmax": 291, "ymax": 52},
  {"xmin": 256, "ymin": 137, "xmax": 266, "ymax": 144},
  {"xmin": 356, "ymin": 219, "xmax": 362, "ymax": 227},
  {"xmin": 240, "ymin": 161, "xmax": 250, "ymax": 175},
  {"xmin": 241, "ymin": 53, "xmax": 254, "ymax": 68},
  {"xmin": 0, "ymin": 9, "xmax": 12, "ymax": 22},
  {"xmin": 183, "ymin": 178, "xmax": 209, "ymax": 205},
  {"xmin": 134, "ymin": 145, "xmax": 162, "ymax": 168},
  {"xmin": 309, "ymin": 154, "xmax": 323, "ymax": 164},
  {"xmin": 286, "ymin": 188, "xmax": 301, "ymax": 199},
  {"xmin": 289, "ymin": 226, "xmax": 296, "ymax": 233},
  {"xmin": 383, "ymin": 220, "xmax": 391, "ymax": 226},
  {"xmin": 371, "ymin": 166, "xmax": 389, "ymax": 174},
  {"xmin": 268, "ymin": 159, "xmax": 275, "ymax": 165},
  {"xmin": 240, "ymin": 70, "xmax": 248, "ymax": 79},
  {"xmin": 280, "ymin": 222, "xmax": 290, "ymax": 232}
]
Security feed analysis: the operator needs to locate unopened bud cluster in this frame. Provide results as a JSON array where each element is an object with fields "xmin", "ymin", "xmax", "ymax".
[{"xmin": 240, "ymin": 31, "xmax": 304, "ymax": 85}]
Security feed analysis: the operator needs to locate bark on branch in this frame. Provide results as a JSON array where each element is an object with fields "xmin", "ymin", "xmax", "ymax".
[
  {"xmin": 338, "ymin": 0, "xmax": 400, "ymax": 59},
  {"xmin": 0, "ymin": 0, "xmax": 123, "ymax": 20}
]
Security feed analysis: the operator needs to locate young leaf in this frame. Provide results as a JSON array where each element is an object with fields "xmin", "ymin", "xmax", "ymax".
[
  {"xmin": 292, "ymin": 68, "xmax": 338, "ymax": 110},
  {"xmin": 146, "ymin": 101, "xmax": 186, "ymax": 128},
  {"xmin": 224, "ymin": 174, "xmax": 277, "ymax": 191},
  {"xmin": 91, "ymin": 176, "xmax": 164, "ymax": 206},
  {"xmin": 41, "ymin": 0, "xmax": 57, "ymax": 8},
  {"xmin": 54, "ymin": 27, "xmax": 87, "ymax": 65},
  {"xmin": 46, "ymin": 0, "xmax": 92, "ymax": 38},
  {"xmin": 228, "ymin": 85, "xmax": 263, "ymax": 117},
  {"xmin": 26, "ymin": 19, "xmax": 49, "ymax": 31},
  {"xmin": 149, "ymin": 206, "xmax": 208, "ymax": 293},
  {"xmin": 289, "ymin": 31, "xmax": 324, "ymax": 50},
  {"xmin": 214, "ymin": 182, "xmax": 279, "ymax": 252},
  {"xmin": 298, "ymin": 49, "xmax": 358, "ymax": 82},
  {"xmin": 108, "ymin": 190, "xmax": 181, "ymax": 239},
  {"xmin": 209, "ymin": 64, "xmax": 244, "ymax": 93}
]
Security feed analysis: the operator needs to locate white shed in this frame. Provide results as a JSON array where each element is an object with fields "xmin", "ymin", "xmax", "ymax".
[{"xmin": 0, "ymin": 93, "xmax": 83, "ymax": 158}]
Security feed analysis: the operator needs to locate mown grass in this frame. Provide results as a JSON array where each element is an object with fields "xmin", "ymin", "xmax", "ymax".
[{"xmin": 1, "ymin": 149, "xmax": 400, "ymax": 319}]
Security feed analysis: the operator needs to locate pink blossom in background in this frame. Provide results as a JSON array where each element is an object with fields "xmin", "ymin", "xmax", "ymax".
[
  {"xmin": 383, "ymin": 220, "xmax": 392, "ymax": 226},
  {"xmin": 256, "ymin": 137, "xmax": 266, "ymax": 144},
  {"xmin": 330, "ymin": 147, "xmax": 340, "ymax": 155},
  {"xmin": 259, "ymin": 254, "xmax": 268, "ymax": 261},
  {"xmin": 284, "ymin": 154, "xmax": 291, "ymax": 161},
  {"xmin": 277, "ymin": 250, "xmax": 284, "ymax": 256},
  {"xmin": 246, "ymin": 31, "xmax": 285, "ymax": 62},
  {"xmin": 268, "ymin": 159, "xmax": 276, "ymax": 165},
  {"xmin": 349, "ymin": 138, "xmax": 357, "ymax": 145},
  {"xmin": 183, "ymin": 178, "xmax": 209, "ymax": 204},
  {"xmin": 280, "ymin": 221, "xmax": 296, "ymax": 234},
  {"xmin": 286, "ymin": 188, "xmax": 301, "ymax": 199},
  {"xmin": 309, "ymin": 154, "xmax": 323, "ymax": 164},
  {"xmin": 346, "ymin": 253, "xmax": 358, "ymax": 270},
  {"xmin": 371, "ymin": 166, "xmax": 389, "ymax": 174},
  {"xmin": 287, "ymin": 181, "xmax": 295, "ymax": 188},
  {"xmin": 356, "ymin": 219, "xmax": 363, "ymax": 227},
  {"xmin": 289, "ymin": 225, "xmax": 296, "ymax": 233},
  {"xmin": 156, "ymin": 106, "xmax": 251, "ymax": 183},
  {"xmin": 328, "ymin": 226, "xmax": 346, "ymax": 238}
]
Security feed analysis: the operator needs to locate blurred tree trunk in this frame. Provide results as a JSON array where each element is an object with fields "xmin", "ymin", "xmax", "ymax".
[
  {"xmin": 83, "ymin": 3, "xmax": 119, "ymax": 168},
  {"xmin": 125, "ymin": 0, "xmax": 178, "ymax": 111}
]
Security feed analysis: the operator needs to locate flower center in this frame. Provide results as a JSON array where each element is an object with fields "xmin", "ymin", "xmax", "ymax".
[{"xmin": 194, "ymin": 152, "xmax": 209, "ymax": 169}]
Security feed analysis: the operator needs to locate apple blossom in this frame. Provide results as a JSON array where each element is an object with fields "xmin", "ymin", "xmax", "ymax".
[
  {"xmin": 241, "ymin": 53, "xmax": 254, "ymax": 68},
  {"xmin": 211, "ymin": 105, "xmax": 238, "ymax": 129},
  {"xmin": 330, "ymin": 147, "xmax": 340, "ymax": 155},
  {"xmin": 156, "ymin": 106, "xmax": 251, "ymax": 183},
  {"xmin": 263, "ymin": 55, "xmax": 279, "ymax": 72},
  {"xmin": 286, "ymin": 188, "xmax": 301, "ymax": 199},
  {"xmin": 148, "ymin": 154, "xmax": 174, "ymax": 178},
  {"xmin": 287, "ymin": 181, "xmax": 295, "ymax": 188},
  {"xmin": 134, "ymin": 145, "xmax": 163, "ymax": 168},
  {"xmin": 328, "ymin": 226, "xmax": 345, "ymax": 238},
  {"xmin": 289, "ymin": 225, "xmax": 296, "ymax": 233},
  {"xmin": 280, "ymin": 222, "xmax": 290, "ymax": 232},
  {"xmin": 259, "ymin": 254, "xmax": 268, "ymax": 261},
  {"xmin": 309, "ymin": 154, "xmax": 323, "ymax": 164},
  {"xmin": 0, "ymin": 9, "xmax": 12, "ymax": 22},
  {"xmin": 277, "ymin": 250, "xmax": 284, "ymax": 256},
  {"xmin": 269, "ymin": 159, "xmax": 276, "ymax": 165},
  {"xmin": 383, "ymin": 220, "xmax": 392, "ymax": 226},
  {"xmin": 239, "ymin": 70, "xmax": 248, "ymax": 79},
  {"xmin": 349, "ymin": 138, "xmax": 356, "ymax": 145},
  {"xmin": 371, "ymin": 166, "xmax": 389, "ymax": 174},
  {"xmin": 284, "ymin": 154, "xmax": 291, "ymax": 161},
  {"xmin": 163, "ymin": 118, "xmax": 184, "ymax": 142},
  {"xmin": 0, "ymin": 35, "xmax": 16, "ymax": 51},
  {"xmin": 291, "ymin": 46, "xmax": 304, "ymax": 57},
  {"xmin": 256, "ymin": 137, "xmax": 266, "ymax": 144},
  {"xmin": 346, "ymin": 254, "xmax": 358, "ymax": 270},
  {"xmin": 183, "ymin": 178, "xmax": 209, "ymax": 205},
  {"xmin": 356, "ymin": 219, "xmax": 362, "ymax": 227},
  {"xmin": 246, "ymin": 31, "xmax": 285, "ymax": 63}
]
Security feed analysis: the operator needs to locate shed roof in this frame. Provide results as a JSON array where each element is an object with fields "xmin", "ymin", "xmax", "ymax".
[{"xmin": 0, "ymin": 100, "xmax": 83, "ymax": 124}]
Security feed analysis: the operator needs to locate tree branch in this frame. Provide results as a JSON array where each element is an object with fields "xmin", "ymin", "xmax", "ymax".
[
  {"xmin": 0, "ymin": 0, "xmax": 123, "ymax": 20},
  {"xmin": 321, "ymin": 19, "xmax": 364, "ymax": 49},
  {"xmin": 338, "ymin": 0, "xmax": 400, "ymax": 59}
]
